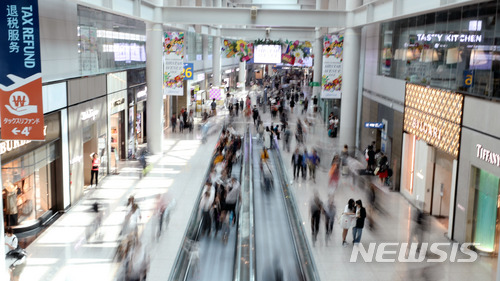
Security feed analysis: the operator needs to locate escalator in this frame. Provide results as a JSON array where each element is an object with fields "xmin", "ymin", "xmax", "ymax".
[
  {"xmin": 252, "ymin": 137, "xmax": 320, "ymax": 281},
  {"xmin": 168, "ymin": 127, "xmax": 245, "ymax": 281}
]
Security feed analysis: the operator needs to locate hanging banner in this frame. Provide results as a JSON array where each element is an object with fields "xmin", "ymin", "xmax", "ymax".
[
  {"xmin": 163, "ymin": 32, "xmax": 184, "ymax": 96},
  {"xmin": 0, "ymin": 1, "xmax": 45, "ymax": 140},
  {"xmin": 321, "ymin": 34, "xmax": 343, "ymax": 99}
]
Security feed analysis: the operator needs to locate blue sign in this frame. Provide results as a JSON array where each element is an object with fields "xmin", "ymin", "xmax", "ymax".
[
  {"xmin": 183, "ymin": 63, "xmax": 193, "ymax": 80},
  {"xmin": 0, "ymin": 1, "xmax": 42, "ymax": 86},
  {"xmin": 364, "ymin": 122, "xmax": 384, "ymax": 129},
  {"xmin": 0, "ymin": 0, "xmax": 45, "ymax": 140},
  {"xmin": 464, "ymin": 70, "xmax": 474, "ymax": 88}
]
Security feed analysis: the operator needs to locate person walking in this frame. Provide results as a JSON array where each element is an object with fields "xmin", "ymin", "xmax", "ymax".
[
  {"xmin": 90, "ymin": 152, "xmax": 100, "ymax": 187},
  {"xmin": 252, "ymin": 105, "xmax": 259, "ymax": 125},
  {"xmin": 199, "ymin": 191, "xmax": 213, "ymax": 237},
  {"xmin": 352, "ymin": 200, "xmax": 366, "ymax": 244},
  {"xmin": 170, "ymin": 114, "xmax": 177, "ymax": 133},
  {"xmin": 341, "ymin": 199, "xmax": 356, "ymax": 247},
  {"xmin": 264, "ymin": 126, "xmax": 272, "ymax": 150},
  {"xmin": 291, "ymin": 148, "xmax": 303, "ymax": 180},
  {"xmin": 323, "ymin": 197, "xmax": 336, "ymax": 244},
  {"xmin": 310, "ymin": 193, "xmax": 323, "ymax": 246},
  {"xmin": 341, "ymin": 144, "xmax": 349, "ymax": 176},
  {"xmin": 302, "ymin": 148, "xmax": 308, "ymax": 180},
  {"xmin": 308, "ymin": 149, "xmax": 320, "ymax": 183}
]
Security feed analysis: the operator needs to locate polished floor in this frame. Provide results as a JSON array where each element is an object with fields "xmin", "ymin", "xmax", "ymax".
[{"xmin": 9, "ymin": 89, "xmax": 498, "ymax": 281}]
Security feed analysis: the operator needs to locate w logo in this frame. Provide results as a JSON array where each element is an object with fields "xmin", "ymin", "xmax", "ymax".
[
  {"xmin": 5, "ymin": 91, "xmax": 37, "ymax": 116},
  {"xmin": 9, "ymin": 91, "xmax": 30, "ymax": 109},
  {"xmin": 11, "ymin": 94, "xmax": 27, "ymax": 108}
]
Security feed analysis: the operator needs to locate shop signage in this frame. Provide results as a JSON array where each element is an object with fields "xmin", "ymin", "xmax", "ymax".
[
  {"xmin": 113, "ymin": 98, "xmax": 125, "ymax": 107},
  {"xmin": 463, "ymin": 70, "xmax": 474, "ymax": 88},
  {"xmin": 403, "ymin": 84, "xmax": 463, "ymax": 158},
  {"xmin": 0, "ymin": 1, "xmax": 45, "ymax": 140},
  {"xmin": 80, "ymin": 109, "xmax": 99, "ymax": 121},
  {"xmin": 416, "ymin": 33, "xmax": 482, "ymax": 43},
  {"xmin": 364, "ymin": 122, "xmax": 384, "ymax": 129},
  {"xmin": 476, "ymin": 144, "xmax": 500, "ymax": 167}
]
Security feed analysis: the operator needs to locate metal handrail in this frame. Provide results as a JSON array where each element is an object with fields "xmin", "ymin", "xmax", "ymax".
[
  {"xmin": 271, "ymin": 138, "xmax": 321, "ymax": 281},
  {"xmin": 234, "ymin": 126, "xmax": 255, "ymax": 281}
]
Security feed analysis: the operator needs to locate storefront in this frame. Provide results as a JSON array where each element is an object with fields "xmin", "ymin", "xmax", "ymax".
[
  {"xmin": 2, "ymin": 112, "xmax": 63, "ymax": 232},
  {"xmin": 360, "ymin": 94, "xmax": 404, "ymax": 190},
  {"xmin": 127, "ymin": 68, "xmax": 147, "ymax": 158},
  {"xmin": 68, "ymin": 75, "xmax": 108, "ymax": 203},
  {"xmin": 455, "ymin": 96, "xmax": 500, "ymax": 255},
  {"xmin": 400, "ymin": 84, "xmax": 463, "ymax": 237},
  {"xmin": 108, "ymin": 91, "xmax": 127, "ymax": 170}
]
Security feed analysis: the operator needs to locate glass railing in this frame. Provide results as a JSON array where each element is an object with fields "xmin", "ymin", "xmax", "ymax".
[{"xmin": 271, "ymin": 138, "xmax": 321, "ymax": 281}]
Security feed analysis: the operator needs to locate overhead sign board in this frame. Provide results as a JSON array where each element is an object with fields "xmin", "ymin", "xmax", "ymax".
[
  {"xmin": 0, "ymin": 1, "xmax": 45, "ymax": 140},
  {"xmin": 365, "ymin": 122, "xmax": 384, "ymax": 129},
  {"xmin": 183, "ymin": 63, "xmax": 193, "ymax": 80}
]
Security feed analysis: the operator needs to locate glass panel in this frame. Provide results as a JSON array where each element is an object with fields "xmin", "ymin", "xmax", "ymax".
[
  {"xmin": 35, "ymin": 165, "xmax": 50, "ymax": 219},
  {"xmin": 472, "ymin": 166, "xmax": 500, "ymax": 253},
  {"xmin": 78, "ymin": 5, "xmax": 146, "ymax": 76}
]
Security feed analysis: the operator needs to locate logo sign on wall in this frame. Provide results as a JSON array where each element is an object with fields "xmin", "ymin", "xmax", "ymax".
[
  {"xmin": 321, "ymin": 34, "xmax": 343, "ymax": 99},
  {"xmin": 403, "ymin": 84, "xmax": 463, "ymax": 158},
  {"xmin": 163, "ymin": 32, "xmax": 184, "ymax": 96},
  {"xmin": 0, "ymin": 1, "xmax": 45, "ymax": 140}
]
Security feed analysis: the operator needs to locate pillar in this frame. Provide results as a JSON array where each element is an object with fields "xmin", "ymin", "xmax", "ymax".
[
  {"xmin": 238, "ymin": 60, "xmax": 246, "ymax": 90},
  {"xmin": 338, "ymin": 27, "xmax": 361, "ymax": 152},
  {"xmin": 312, "ymin": 28, "xmax": 322, "ymax": 99},
  {"xmin": 213, "ymin": 35, "xmax": 221, "ymax": 87},
  {"xmin": 146, "ymin": 22, "xmax": 164, "ymax": 154},
  {"xmin": 202, "ymin": 34, "xmax": 209, "ymax": 70}
]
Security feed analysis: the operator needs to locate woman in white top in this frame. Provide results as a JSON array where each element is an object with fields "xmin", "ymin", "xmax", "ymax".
[
  {"xmin": 4, "ymin": 227, "xmax": 17, "ymax": 255},
  {"xmin": 341, "ymin": 199, "xmax": 356, "ymax": 247},
  {"xmin": 264, "ymin": 126, "xmax": 272, "ymax": 149}
]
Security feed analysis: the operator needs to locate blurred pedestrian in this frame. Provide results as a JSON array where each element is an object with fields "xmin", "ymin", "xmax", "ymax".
[
  {"xmin": 310, "ymin": 192, "xmax": 323, "ymax": 246},
  {"xmin": 341, "ymin": 199, "xmax": 356, "ymax": 247},
  {"xmin": 323, "ymin": 197, "xmax": 336, "ymax": 245},
  {"xmin": 353, "ymin": 200, "xmax": 366, "ymax": 244}
]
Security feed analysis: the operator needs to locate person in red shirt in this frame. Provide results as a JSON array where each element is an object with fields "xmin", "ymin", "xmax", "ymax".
[{"xmin": 90, "ymin": 153, "xmax": 100, "ymax": 187}]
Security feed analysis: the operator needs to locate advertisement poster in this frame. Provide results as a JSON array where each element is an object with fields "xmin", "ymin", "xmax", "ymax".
[
  {"xmin": 163, "ymin": 32, "xmax": 184, "ymax": 96},
  {"xmin": 0, "ymin": 1, "xmax": 45, "ymax": 140},
  {"xmin": 321, "ymin": 34, "xmax": 343, "ymax": 99}
]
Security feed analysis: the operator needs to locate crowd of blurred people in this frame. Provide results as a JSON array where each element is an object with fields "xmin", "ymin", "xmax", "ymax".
[{"xmin": 198, "ymin": 127, "xmax": 242, "ymax": 242}]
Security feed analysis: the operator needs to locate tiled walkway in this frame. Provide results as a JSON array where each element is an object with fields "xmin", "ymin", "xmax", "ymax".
[{"xmin": 9, "ymin": 94, "xmax": 499, "ymax": 281}]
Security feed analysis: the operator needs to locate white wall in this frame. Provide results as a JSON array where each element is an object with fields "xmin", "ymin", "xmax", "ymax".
[{"xmin": 39, "ymin": 0, "xmax": 80, "ymax": 83}]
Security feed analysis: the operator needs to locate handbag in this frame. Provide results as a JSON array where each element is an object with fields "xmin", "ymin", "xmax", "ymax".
[{"xmin": 374, "ymin": 167, "xmax": 380, "ymax": 175}]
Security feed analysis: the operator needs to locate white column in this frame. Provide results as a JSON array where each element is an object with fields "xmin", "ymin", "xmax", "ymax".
[
  {"xmin": 339, "ymin": 27, "xmax": 361, "ymax": 152},
  {"xmin": 213, "ymin": 36, "xmax": 221, "ymax": 86},
  {"xmin": 312, "ymin": 28, "xmax": 322, "ymax": 99},
  {"xmin": 146, "ymin": 22, "xmax": 164, "ymax": 154},
  {"xmin": 238, "ymin": 60, "xmax": 246, "ymax": 90},
  {"xmin": 214, "ymin": 0, "xmax": 222, "ymax": 7},
  {"xmin": 203, "ymin": 34, "xmax": 209, "ymax": 70}
]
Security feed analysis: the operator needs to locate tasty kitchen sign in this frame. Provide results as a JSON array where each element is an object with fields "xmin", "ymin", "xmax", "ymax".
[{"xmin": 0, "ymin": 0, "xmax": 44, "ymax": 140}]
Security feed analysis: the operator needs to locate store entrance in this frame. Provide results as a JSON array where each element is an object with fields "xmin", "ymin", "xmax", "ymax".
[
  {"xmin": 430, "ymin": 150, "xmax": 454, "ymax": 229},
  {"xmin": 110, "ymin": 111, "xmax": 125, "ymax": 166}
]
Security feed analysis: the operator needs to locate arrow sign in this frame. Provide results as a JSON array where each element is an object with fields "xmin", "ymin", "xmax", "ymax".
[{"xmin": 12, "ymin": 127, "xmax": 20, "ymax": 135}]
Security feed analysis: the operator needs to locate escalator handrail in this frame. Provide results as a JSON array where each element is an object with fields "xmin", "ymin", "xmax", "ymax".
[
  {"xmin": 271, "ymin": 138, "xmax": 321, "ymax": 281},
  {"xmin": 234, "ymin": 126, "xmax": 256, "ymax": 281}
]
